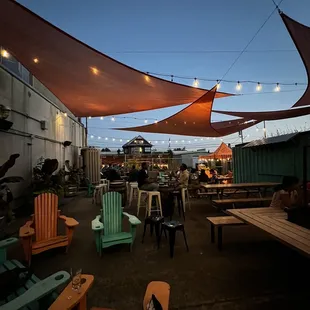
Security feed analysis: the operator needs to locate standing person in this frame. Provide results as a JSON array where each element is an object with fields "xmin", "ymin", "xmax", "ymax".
[
  {"xmin": 138, "ymin": 162, "xmax": 159, "ymax": 191},
  {"xmin": 177, "ymin": 164, "xmax": 189, "ymax": 188},
  {"xmin": 128, "ymin": 165, "xmax": 139, "ymax": 182}
]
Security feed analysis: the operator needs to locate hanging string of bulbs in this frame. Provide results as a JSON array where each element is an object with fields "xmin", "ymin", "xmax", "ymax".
[{"xmin": 146, "ymin": 71, "xmax": 306, "ymax": 91}]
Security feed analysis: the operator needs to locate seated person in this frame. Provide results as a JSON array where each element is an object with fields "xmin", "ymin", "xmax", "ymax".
[
  {"xmin": 209, "ymin": 169, "xmax": 218, "ymax": 184},
  {"xmin": 128, "ymin": 165, "xmax": 139, "ymax": 182},
  {"xmin": 199, "ymin": 169, "xmax": 209, "ymax": 183},
  {"xmin": 226, "ymin": 170, "xmax": 233, "ymax": 178},
  {"xmin": 270, "ymin": 176, "xmax": 301, "ymax": 209},
  {"xmin": 138, "ymin": 162, "xmax": 159, "ymax": 191}
]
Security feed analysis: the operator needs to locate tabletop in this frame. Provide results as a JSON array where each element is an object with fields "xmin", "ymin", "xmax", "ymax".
[
  {"xmin": 201, "ymin": 182, "xmax": 279, "ymax": 190},
  {"xmin": 228, "ymin": 207, "xmax": 310, "ymax": 257}
]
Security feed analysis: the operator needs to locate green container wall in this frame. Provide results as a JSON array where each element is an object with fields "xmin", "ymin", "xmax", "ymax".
[{"xmin": 233, "ymin": 132, "xmax": 310, "ymax": 184}]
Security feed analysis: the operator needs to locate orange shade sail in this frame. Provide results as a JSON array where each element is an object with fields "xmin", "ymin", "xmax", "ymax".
[
  {"xmin": 281, "ymin": 13, "xmax": 310, "ymax": 108},
  {"xmin": 118, "ymin": 87, "xmax": 257, "ymax": 137},
  {"xmin": 199, "ymin": 142, "xmax": 232, "ymax": 160},
  {"xmin": 0, "ymin": 0, "xmax": 232, "ymax": 117}
]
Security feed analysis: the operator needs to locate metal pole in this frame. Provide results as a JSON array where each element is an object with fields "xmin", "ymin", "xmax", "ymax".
[
  {"xmin": 85, "ymin": 117, "xmax": 88, "ymax": 146},
  {"xmin": 303, "ymin": 146, "xmax": 308, "ymax": 208},
  {"xmin": 263, "ymin": 120, "xmax": 267, "ymax": 138}
]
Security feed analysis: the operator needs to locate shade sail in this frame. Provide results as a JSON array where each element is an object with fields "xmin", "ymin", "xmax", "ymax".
[
  {"xmin": 118, "ymin": 87, "xmax": 257, "ymax": 137},
  {"xmin": 281, "ymin": 13, "xmax": 310, "ymax": 108},
  {"xmin": 199, "ymin": 142, "xmax": 232, "ymax": 160},
  {"xmin": 0, "ymin": 0, "xmax": 231, "ymax": 117},
  {"xmin": 213, "ymin": 105, "xmax": 310, "ymax": 121}
]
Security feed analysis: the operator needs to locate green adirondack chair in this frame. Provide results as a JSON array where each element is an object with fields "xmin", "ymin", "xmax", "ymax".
[
  {"xmin": 0, "ymin": 237, "xmax": 70, "ymax": 310},
  {"xmin": 92, "ymin": 191, "xmax": 141, "ymax": 255}
]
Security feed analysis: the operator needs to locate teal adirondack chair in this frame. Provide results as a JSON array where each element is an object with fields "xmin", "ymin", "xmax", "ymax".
[
  {"xmin": 0, "ymin": 237, "xmax": 70, "ymax": 310},
  {"xmin": 92, "ymin": 192, "xmax": 141, "ymax": 255}
]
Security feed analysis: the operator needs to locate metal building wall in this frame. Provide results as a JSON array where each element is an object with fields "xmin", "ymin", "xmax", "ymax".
[{"xmin": 233, "ymin": 132, "xmax": 310, "ymax": 183}]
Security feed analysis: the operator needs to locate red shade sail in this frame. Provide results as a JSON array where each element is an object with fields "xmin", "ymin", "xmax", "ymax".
[
  {"xmin": 118, "ymin": 87, "xmax": 257, "ymax": 137},
  {"xmin": 281, "ymin": 13, "xmax": 310, "ymax": 108},
  {"xmin": 0, "ymin": 0, "xmax": 231, "ymax": 117}
]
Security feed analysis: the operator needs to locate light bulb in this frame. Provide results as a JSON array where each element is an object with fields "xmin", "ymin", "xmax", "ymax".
[
  {"xmin": 216, "ymin": 81, "xmax": 221, "ymax": 90},
  {"xmin": 33, "ymin": 58, "xmax": 39, "ymax": 63},
  {"xmin": 182, "ymin": 140, "xmax": 184, "ymax": 143},
  {"xmin": 90, "ymin": 135, "xmax": 94, "ymax": 139},
  {"xmin": 256, "ymin": 128, "xmax": 259, "ymax": 132},
  {"xmin": 111, "ymin": 117, "xmax": 115, "ymax": 121},
  {"xmin": 155, "ymin": 141, "xmax": 158, "ymax": 144},
  {"xmin": 98, "ymin": 136, "xmax": 101, "ymax": 139},
  {"xmin": 236, "ymin": 81, "xmax": 242, "ymax": 91},
  {"xmin": 90, "ymin": 67, "xmax": 99, "ymax": 75},
  {"xmin": 194, "ymin": 139, "xmax": 197, "ymax": 141},
  {"xmin": 120, "ymin": 139, "xmax": 122, "ymax": 142},
  {"xmin": 112, "ymin": 138, "xmax": 115, "ymax": 141},
  {"xmin": 162, "ymin": 141, "xmax": 164, "ymax": 143},
  {"xmin": 1, "ymin": 49, "xmax": 9, "ymax": 58},
  {"xmin": 88, "ymin": 116, "xmax": 92, "ymax": 119},
  {"xmin": 176, "ymin": 140, "xmax": 178, "ymax": 143},
  {"xmin": 105, "ymin": 137, "xmax": 108, "ymax": 140},
  {"xmin": 154, "ymin": 120, "xmax": 158, "ymax": 124},
  {"xmin": 100, "ymin": 116, "xmax": 104, "ymax": 120},
  {"xmin": 64, "ymin": 112, "xmax": 67, "ymax": 117},
  {"xmin": 144, "ymin": 119, "xmax": 148, "ymax": 124},
  {"xmin": 274, "ymin": 83, "xmax": 280, "ymax": 92},
  {"xmin": 193, "ymin": 78, "xmax": 199, "ymax": 88},
  {"xmin": 256, "ymin": 82, "xmax": 262, "ymax": 91}
]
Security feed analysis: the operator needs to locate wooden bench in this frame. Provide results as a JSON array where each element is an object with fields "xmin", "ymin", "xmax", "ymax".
[
  {"xmin": 212, "ymin": 197, "xmax": 272, "ymax": 209},
  {"xmin": 206, "ymin": 216, "xmax": 245, "ymax": 250}
]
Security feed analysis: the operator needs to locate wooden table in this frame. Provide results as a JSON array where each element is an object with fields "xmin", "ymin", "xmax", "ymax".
[
  {"xmin": 201, "ymin": 182, "xmax": 279, "ymax": 199},
  {"xmin": 49, "ymin": 274, "xmax": 94, "ymax": 310},
  {"xmin": 228, "ymin": 207, "xmax": 310, "ymax": 257}
]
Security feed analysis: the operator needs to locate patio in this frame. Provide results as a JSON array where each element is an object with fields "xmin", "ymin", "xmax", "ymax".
[{"xmin": 8, "ymin": 195, "xmax": 310, "ymax": 309}]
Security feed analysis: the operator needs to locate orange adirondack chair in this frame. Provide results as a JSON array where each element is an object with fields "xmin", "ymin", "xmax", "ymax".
[{"xmin": 19, "ymin": 193, "xmax": 79, "ymax": 264}]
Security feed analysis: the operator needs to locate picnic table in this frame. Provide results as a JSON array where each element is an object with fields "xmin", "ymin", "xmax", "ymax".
[
  {"xmin": 228, "ymin": 207, "xmax": 310, "ymax": 257},
  {"xmin": 201, "ymin": 182, "xmax": 279, "ymax": 199}
]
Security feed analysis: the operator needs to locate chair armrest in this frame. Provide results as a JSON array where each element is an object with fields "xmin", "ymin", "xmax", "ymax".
[
  {"xmin": 19, "ymin": 221, "xmax": 35, "ymax": 238},
  {"xmin": 0, "ymin": 237, "xmax": 19, "ymax": 249},
  {"xmin": 59, "ymin": 215, "xmax": 79, "ymax": 227},
  {"xmin": 49, "ymin": 274, "xmax": 94, "ymax": 310},
  {"xmin": 0, "ymin": 271, "xmax": 70, "ymax": 310},
  {"xmin": 92, "ymin": 215, "xmax": 104, "ymax": 231},
  {"xmin": 123, "ymin": 212, "xmax": 141, "ymax": 226}
]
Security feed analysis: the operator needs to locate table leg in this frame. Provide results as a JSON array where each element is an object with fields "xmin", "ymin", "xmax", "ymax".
[
  {"xmin": 210, "ymin": 224, "xmax": 215, "ymax": 243},
  {"xmin": 169, "ymin": 230, "xmax": 176, "ymax": 258}
]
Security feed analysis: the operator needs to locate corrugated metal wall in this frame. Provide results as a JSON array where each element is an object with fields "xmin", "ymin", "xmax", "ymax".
[{"xmin": 233, "ymin": 132, "xmax": 310, "ymax": 183}]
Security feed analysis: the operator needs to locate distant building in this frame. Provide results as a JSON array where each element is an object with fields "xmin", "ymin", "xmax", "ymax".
[{"xmin": 122, "ymin": 135, "xmax": 152, "ymax": 155}]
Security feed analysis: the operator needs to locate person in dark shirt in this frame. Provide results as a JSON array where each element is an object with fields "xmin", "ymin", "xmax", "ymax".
[
  {"xmin": 209, "ymin": 169, "xmax": 218, "ymax": 184},
  {"xmin": 199, "ymin": 169, "xmax": 209, "ymax": 183},
  {"xmin": 138, "ymin": 162, "xmax": 159, "ymax": 191},
  {"xmin": 128, "ymin": 165, "xmax": 139, "ymax": 182}
]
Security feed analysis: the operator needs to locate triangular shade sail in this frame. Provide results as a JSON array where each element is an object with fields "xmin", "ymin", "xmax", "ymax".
[
  {"xmin": 281, "ymin": 13, "xmax": 310, "ymax": 108},
  {"xmin": 118, "ymin": 87, "xmax": 257, "ymax": 137},
  {"xmin": 199, "ymin": 142, "xmax": 232, "ymax": 160},
  {"xmin": 0, "ymin": 0, "xmax": 231, "ymax": 117},
  {"xmin": 213, "ymin": 105, "xmax": 310, "ymax": 121}
]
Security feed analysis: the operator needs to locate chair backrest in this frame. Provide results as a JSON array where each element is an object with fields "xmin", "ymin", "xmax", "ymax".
[
  {"xmin": 101, "ymin": 192, "xmax": 122, "ymax": 236},
  {"xmin": 34, "ymin": 193, "xmax": 58, "ymax": 242}
]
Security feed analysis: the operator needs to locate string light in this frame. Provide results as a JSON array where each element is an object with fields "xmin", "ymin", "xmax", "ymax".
[
  {"xmin": 98, "ymin": 136, "xmax": 101, "ymax": 139},
  {"xmin": 154, "ymin": 120, "xmax": 158, "ymax": 124},
  {"xmin": 88, "ymin": 116, "xmax": 92, "ymax": 119},
  {"xmin": 216, "ymin": 80, "xmax": 221, "ymax": 90},
  {"xmin": 120, "ymin": 139, "xmax": 122, "ymax": 142},
  {"xmin": 33, "ymin": 58, "xmax": 39, "ymax": 63},
  {"xmin": 90, "ymin": 135, "xmax": 94, "ymax": 138},
  {"xmin": 90, "ymin": 67, "xmax": 99, "ymax": 75},
  {"xmin": 111, "ymin": 116, "xmax": 115, "ymax": 121},
  {"xmin": 1, "ymin": 49, "xmax": 9, "ymax": 58},
  {"xmin": 236, "ymin": 81, "xmax": 242, "ymax": 91},
  {"xmin": 105, "ymin": 137, "xmax": 108, "ymax": 140},
  {"xmin": 63, "ymin": 112, "xmax": 67, "ymax": 117},
  {"xmin": 256, "ymin": 82, "xmax": 262, "ymax": 91},
  {"xmin": 193, "ymin": 78, "xmax": 199, "ymax": 88},
  {"xmin": 144, "ymin": 119, "xmax": 148, "ymax": 124},
  {"xmin": 274, "ymin": 83, "xmax": 280, "ymax": 92},
  {"xmin": 112, "ymin": 138, "xmax": 115, "ymax": 141},
  {"xmin": 100, "ymin": 117, "xmax": 104, "ymax": 120}
]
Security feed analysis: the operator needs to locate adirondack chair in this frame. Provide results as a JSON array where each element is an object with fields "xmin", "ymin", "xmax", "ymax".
[
  {"xmin": 0, "ymin": 237, "xmax": 70, "ymax": 310},
  {"xmin": 19, "ymin": 193, "xmax": 79, "ymax": 264},
  {"xmin": 92, "ymin": 192, "xmax": 141, "ymax": 255}
]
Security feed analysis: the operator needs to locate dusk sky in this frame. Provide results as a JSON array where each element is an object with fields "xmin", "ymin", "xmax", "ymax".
[{"xmin": 18, "ymin": 0, "xmax": 310, "ymax": 151}]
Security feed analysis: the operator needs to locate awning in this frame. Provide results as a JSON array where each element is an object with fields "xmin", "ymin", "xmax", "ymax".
[
  {"xmin": 199, "ymin": 142, "xmax": 232, "ymax": 160},
  {"xmin": 117, "ymin": 86, "xmax": 257, "ymax": 137},
  {"xmin": 0, "ymin": 0, "xmax": 231, "ymax": 117}
]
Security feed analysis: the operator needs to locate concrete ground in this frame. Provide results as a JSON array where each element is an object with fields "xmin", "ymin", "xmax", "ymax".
[{"xmin": 9, "ymin": 195, "xmax": 310, "ymax": 309}]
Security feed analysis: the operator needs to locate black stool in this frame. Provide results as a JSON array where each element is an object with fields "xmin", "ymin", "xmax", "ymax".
[
  {"xmin": 142, "ymin": 216, "xmax": 165, "ymax": 248},
  {"xmin": 172, "ymin": 191, "xmax": 185, "ymax": 220},
  {"xmin": 159, "ymin": 221, "xmax": 189, "ymax": 258}
]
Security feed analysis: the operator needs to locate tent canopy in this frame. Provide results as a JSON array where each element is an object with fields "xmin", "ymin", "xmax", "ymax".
[
  {"xmin": 199, "ymin": 142, "xmax": 232, "ymax": 160},
  {"xmin": 0, "ymin": 0, "xmax": 231, "ymax": 117}
]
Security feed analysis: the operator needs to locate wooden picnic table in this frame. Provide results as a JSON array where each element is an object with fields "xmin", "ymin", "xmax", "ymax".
[
  {"xmin": 201, "ymin": 182, "xmax": 279, "ymax": 199},
  {"xmin": 227, "ymin": 207, "xmax": 310, "ymax": 257}
]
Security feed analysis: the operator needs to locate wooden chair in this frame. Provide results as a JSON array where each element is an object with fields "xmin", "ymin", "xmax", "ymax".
[
  {"xmin": 92, "ymin": 192, "xmax": 141, "ymax": 256},
  {"xmin": 19, "ymin": 193, "xmax": 79, "ymax": 264},
  {"xmin": 0, "ymin": 237, "xmax": 70, "ymax": 309}
]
